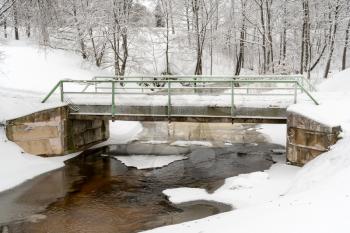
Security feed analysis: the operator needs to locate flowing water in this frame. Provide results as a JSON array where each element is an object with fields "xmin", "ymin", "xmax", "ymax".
[{"xmin": 0, "ymin": 123, "xmax": 285, "ymax": 233}]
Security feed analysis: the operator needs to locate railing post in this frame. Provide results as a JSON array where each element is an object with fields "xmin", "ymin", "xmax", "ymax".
[
  {"xmin": 168, "ymin": 79, "xmax": 171, "ymax": 118},
  {"xmin": 301, "ymin": 74, "xmax": 306, "ymax": 93},
  {"xmin": 141, "ymin": 76, "xmax": 144, "ymax": 94},
  {"xmin": 294, "ymin": 81, "xmax": 298, "ymax": 104},
  {"xmin": 111, "ymin": 81, "xmax": 116, "ymax": 117},
  {"xmin": 231, "ymin": 80, "xmax": 235, "ymax": 117},
  {"xmin": 60, "ymin": 81, "xmax": 64, "ymax": 102}
]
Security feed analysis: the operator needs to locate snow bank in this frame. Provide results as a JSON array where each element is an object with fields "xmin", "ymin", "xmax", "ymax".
[
  {"xmin": 318, "ymin": 68, "xmax": 350, "ymax": 92},
  {"xmin": 144, "ymin": 69, "xmax": 350, "ymax": 233},
  {"xmin": 108, "ymin": 121, "xmax": 143, "ymax": 144},
  {"xmin": 114, "ymin": 155, "xmax": 187, "ymax": 169},
  {"xmin": 162, "ymin": 164, "xmax": 298, "ymax": 208},
  {"xmin": 256, "ymin": 124, "xmax": 287, "ymax": 146},
  {"xmin": 0, "ymin": 87, "xmax": 65, "ymax": 123},
  {"xmin": 0, "ymin": 40, "xmax": 107, "ymax": 92}
]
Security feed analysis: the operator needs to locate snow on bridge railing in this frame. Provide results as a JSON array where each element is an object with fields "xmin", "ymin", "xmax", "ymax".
[{"xmin": 41, "ymin": 75, "xmax": 319, "ymax": 118}]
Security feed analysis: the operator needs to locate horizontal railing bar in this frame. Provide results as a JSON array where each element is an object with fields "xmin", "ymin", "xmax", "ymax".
[
  {"xmin": 64, "ymin": 92, "xmax": 112, "ymax": 95},
  {"xmin": 94, "ymin": 86, "xmax": 300, "ymax": 90},
  {"xmin": 93, "ymin": 74, "xmax": 304, "ymax": 79},
  {"xmin": 70, "ymin": 112, "xmax": 287, "ymax": 119},
  {"xmin": 62, "ymin": 80, "xmax": 301, "ymax": 84},
  {"xmin": 64, "ymin": 92, "xmax": 296, "ymax": 96}
]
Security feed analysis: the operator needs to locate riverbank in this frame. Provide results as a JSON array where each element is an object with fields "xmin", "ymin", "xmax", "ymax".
[{"xmin": 144, "ymin": 69, "xmax": 350, "ymax": 233}]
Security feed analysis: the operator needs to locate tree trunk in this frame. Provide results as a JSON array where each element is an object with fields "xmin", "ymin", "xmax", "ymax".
[
  {"xmin": 192, "ymin": 0, "xmax": 202, "ymax": 75},
  {"xmin": 13, "ymin": 0, "xmax": 19, "ymax": 40},
  {"xmin": 281, "ymin": 0, "xmax": 287, "ymax": 64},
  {"xmin": 89, "ymin": 28, "xmax": 106, "ymax": 67},
  {"xmin": 235, "ymin": 0, "xmax": 246, "ymax": 76},
  {"xmin": 26, "ymin": 22, "xmax": 31, "ymax": 38},
  {"xmin": 165, "ymin": 6, "xmax": 171, "ymax": 74},
  {"xmin": 342, "ymin": 19, "xmax": 350, "ymax": 70},
  {"xmin": 4, "ymin": 20, "xmax": 7, "ymax": 38},
  {"xmin": 73, "ymin": 4, "xmax": 87, "ymax": 60},
  {"xmin": 120, "ymin": 34, "xmax": 128, "ymax": 76},
  {"xmin": 300, "ymin": 0, "xmax": 310, "ymax": 75},
  {"xmin": 185, "ymin": 0, "xmax": 191, "ymax": 45},
  {"xmin": 323, "ymin": 1, "xmax": 340, "ymax": 79},
  {"xmin": 258, "ymin": 1, "xmax": 267, "ymax": 73},
  {"xmin": 169, "ymin": 0, "xmax": 175, "ymax": 34},
  {"xmin": 266, "ymin": 0, "xmax": 274, "ymax": 73}
]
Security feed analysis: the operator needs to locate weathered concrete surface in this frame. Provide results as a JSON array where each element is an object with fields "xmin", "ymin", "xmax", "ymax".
[
  {"xmin": 6, "ymin": 106, "xmax": 109, "ymax": 157},
  {"xmin": 70, "ymin": 105, "xmax": 287, "ymax": 124},
  {"xmin": 75, "ymin": 105, "xmax": 287, "ymax": 118},
  {"xmin": 287, "ymin": 112, "xmax": 341, "ymax": 166}
]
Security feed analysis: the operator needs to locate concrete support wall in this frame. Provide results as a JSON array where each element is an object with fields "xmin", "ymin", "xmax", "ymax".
[
  {"xmin": 287, "ymin": 112, "xmax": 341, "ymax": 166},
  {"xmin": 6, "ymin": 106, "xmax": 109, "ymax": 157}
]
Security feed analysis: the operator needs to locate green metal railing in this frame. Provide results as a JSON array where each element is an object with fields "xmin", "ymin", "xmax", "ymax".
[{"xmin": 42, "ymin": 75, "xmax": 319, "ymax": 118}]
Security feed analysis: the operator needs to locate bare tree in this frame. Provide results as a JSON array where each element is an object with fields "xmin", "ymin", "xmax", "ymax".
[
  {"xmin": 323, "ymin": 0, "xmax": 341, "ymax": 79},
  {"xmin": 235, "ymin": 0, "xmax": 247, "ymax": 75},
  {"xmin": 191, "ymin": 0, "xmax": 218, "ymax": 75},
  {"xmin": 300, "ymin": 0, "xmax": 311, "ymax": 76},
  {"xmin": 341, "ymin": 2, "xmax": 350, "ymax": 70},
  {"xmin": 12, "ymin": 0, "xmax": 18, "ymax": 40},
  {"xmin": 160, "ymin": 0, "xmax": 172, "ymax": 74},
  {"xmin": 108, "ymin": 0, "xmax": 132, "ymax": 77}
]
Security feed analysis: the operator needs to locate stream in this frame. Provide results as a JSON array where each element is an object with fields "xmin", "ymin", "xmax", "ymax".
[{"xmin": 0, "ymin": 122, "xmax": 284, "ymax": 233}]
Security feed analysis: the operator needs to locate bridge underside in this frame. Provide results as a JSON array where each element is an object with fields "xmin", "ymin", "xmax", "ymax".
[{"xmin": 69, "ymin": 105, "xmax": 287, "ymax": 124}]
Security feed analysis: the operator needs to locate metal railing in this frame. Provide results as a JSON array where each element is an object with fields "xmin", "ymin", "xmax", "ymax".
[{"xmin": 42, "ymin": 75, "xmax": 319, "ymax": 118}]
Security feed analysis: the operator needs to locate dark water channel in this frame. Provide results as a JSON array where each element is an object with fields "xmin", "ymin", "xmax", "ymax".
[{"xmin": 0, "ymin": 142, "xmax": 283, "ymax": 233}]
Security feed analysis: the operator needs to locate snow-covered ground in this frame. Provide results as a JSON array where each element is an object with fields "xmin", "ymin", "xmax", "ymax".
[
  {"xmin": 0, "ymin": 40, "xmax": 107, "ymax": 92},
  {"xmin": 256, "ymin": 124, "xmax": 287, "ymax": 146},
  {"xmin": 143, "ymin": 69, "xmax": 350, "ymax": 233},
  {"xmin": 0, "ymin": 41, "xmax": 142, "ymax": 193}
]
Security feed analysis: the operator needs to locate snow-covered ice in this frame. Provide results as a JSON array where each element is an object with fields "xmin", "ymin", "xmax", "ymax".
[
  {"xmin": 140, "ymin": 140, "xmax": 169, "ymax": 145},
  {"xmin": 170, "ymin": 140, "xmax": 213, "ymax": 147},
  {"xmin": 114, "ymin": 155, "xmax": 187, "ymax": 169}
]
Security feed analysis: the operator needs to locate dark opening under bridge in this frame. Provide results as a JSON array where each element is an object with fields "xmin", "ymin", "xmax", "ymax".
[{"xmin": 42, "ymin": 75, "xmax": 318, "ymax": 124}]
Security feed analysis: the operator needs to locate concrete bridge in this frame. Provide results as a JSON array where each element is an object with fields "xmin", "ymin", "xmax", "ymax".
[{"xmin": 7, "ymin": 75, "xmax": 340, "ymax": 166}]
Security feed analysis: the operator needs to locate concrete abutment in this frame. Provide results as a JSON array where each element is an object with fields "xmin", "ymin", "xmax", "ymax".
[
  {"xmin": 286, "ymin": 111, "xmax": 341, "ymax": 166},
  {"xmin": 5, "ymin": 106, "xmax": 109, "ymax": 157}
]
